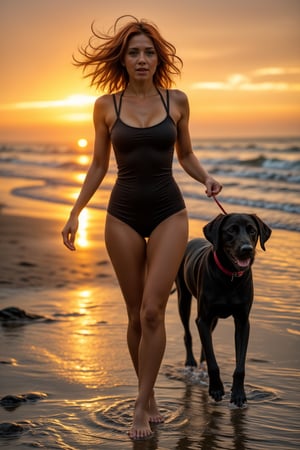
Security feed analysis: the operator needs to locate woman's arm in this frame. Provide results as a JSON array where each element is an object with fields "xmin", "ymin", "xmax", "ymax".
[
  {"xmin": 174, "ymin": 90, "xmax": 222, "ymax": 197},
  {"xmin": 62, "ymin": 96, "xmax": 111, "ymax": 250}
]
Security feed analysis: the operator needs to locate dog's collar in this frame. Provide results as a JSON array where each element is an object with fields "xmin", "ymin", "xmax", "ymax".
[{"xmin": 213, "ymin": 251, "xmax": 245, "ymax": 280}]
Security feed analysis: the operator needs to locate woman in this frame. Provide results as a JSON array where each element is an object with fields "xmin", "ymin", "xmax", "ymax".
[{"xmin": 62, "ymin": 16, "xmax": 222, "ymax": 440}]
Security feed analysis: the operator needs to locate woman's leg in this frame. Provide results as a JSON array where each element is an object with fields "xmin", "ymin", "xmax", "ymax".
[
  {"xmin": 105, "ymin": 210, "xmax": 188, "ymax": 439},
  {"xmin": 105, "ymin": 214, "xmax": 147, "ymax": 377},
  {"xmin": 133, "ymin": 210, "xmax": 188, "ymax": 438}
]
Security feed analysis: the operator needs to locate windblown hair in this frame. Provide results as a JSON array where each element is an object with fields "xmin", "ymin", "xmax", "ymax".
[{"xmin": 73, "ymin": 15, "xmax": 183, "ymax": 93}]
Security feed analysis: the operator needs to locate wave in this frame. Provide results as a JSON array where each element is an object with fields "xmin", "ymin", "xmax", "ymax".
[
  {"xmin": 239, "ymin": 156, "xmax": 300, "ymax": 170},
  {"xmin": 0, "ymin": 143, "xmax": 75, "ymax": 155},
  {"xmin": 192, "ymin": 138, "xmax": 300, "ymax": 153},
  {"xmin": 210, "ymin": 167, "xmax": 300, "ymax": 184},
  {"xmin": 2, "ymin": 156, "xmax": 299, "ymax": 184},
  {"xmin": 214, "ymin": 196, "xmax": 300, "ymax": 215},
  {"xmin": 0, "ymin": 157, "xmax": 83, "ymax": 171},
  {"xmin": 1, "ymin": 137, "xmax": 300, "ymax": 233},
  {"xmin": 2, "ymin": 138, "xmax": 300, "ymax": 159},
  {"xmin": 198, "ymin": 155, "xmax": 300, "ymax": 171},
  {"xmin": 7, "ymin": 182, "xmax": 300, "ymax": 232}
]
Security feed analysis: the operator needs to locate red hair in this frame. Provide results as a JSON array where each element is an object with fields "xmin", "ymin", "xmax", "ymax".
[{"xmin": 73, "ymin": 15, "xmax": 183, "ymax": 93}]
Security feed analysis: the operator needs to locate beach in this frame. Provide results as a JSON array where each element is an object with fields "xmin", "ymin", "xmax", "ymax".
[{"xmin": 0, "ymin": 187, "xmax": 299, "ymax": 449}]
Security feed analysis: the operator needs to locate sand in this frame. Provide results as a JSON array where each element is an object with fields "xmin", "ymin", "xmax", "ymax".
[{"xmin": 0, "ymin": 212, "xmax": 113, "ymax": 290}]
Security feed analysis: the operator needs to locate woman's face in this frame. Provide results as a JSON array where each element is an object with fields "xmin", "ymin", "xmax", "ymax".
[{"xmin": 123, "ymin": 33, "xmax": 158, "ymax": 82}]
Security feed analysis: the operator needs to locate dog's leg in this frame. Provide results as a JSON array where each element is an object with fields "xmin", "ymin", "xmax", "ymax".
[
  {"xmin": 199, "ymin": 317, "xmax": 218, "ymax": 367},
  {"xmin": 196, "ymin": 316, "xmax": 224, "ymax": 401},
  {"xmin": 231, "ymin": 314, "xmax": 250, "ymax": 406},
  {"xmin": 176, "ymin": 277, "xmax": 197, "ymax": 367}
]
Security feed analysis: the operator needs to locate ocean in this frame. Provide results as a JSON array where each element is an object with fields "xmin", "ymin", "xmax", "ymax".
[{"xmin": 1, "ymin": 136, "xmax": 300, "ymax": 231}]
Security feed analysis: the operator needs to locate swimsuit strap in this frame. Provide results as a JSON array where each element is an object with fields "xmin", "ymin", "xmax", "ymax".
[
  {"xmin": 113, "ymin": 89, "xmax": 168, "ymax": 117},
  {"xmin": 156, "ymin": 88, "xmax": 169, "ymax": 115},
  {"xmin": 112, "ymin": 91, "xmax": 125, "ymax": 118}
]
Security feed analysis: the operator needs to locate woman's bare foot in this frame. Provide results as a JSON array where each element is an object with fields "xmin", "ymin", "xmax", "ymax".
[
  {"xmin": 148, "ymin": 394, "xmax": 165, "ymax": 424},
  {"xmin": 128, "ymin": 403, "xmax": 153, "ymax": 440}
]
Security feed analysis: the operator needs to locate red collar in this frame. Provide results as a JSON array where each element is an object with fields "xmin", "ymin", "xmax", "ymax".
[{"xmin": 213, "ymin": 251, "xmax": 245, "ymax": 280}]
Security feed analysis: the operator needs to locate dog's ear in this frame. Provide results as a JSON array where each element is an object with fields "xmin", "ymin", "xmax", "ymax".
[
  {"xmin": 250, "ymin": 214, "xmax": 272, "ymax": 251},
  {"xmin": 203, "ymin": 214, "xmax": 227, "ymax": 248}
]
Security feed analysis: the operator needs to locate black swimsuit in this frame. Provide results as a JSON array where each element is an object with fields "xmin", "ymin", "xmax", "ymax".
[{"xmin": 107, "ymin": 89, "xmax": 186, "ymax": 238}]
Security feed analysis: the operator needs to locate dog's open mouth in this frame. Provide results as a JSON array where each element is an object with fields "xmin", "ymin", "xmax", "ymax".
[
  {"xmin": 225, "ymin": 248, "xmax": 254, "ymax": 271},
  {"xmin": 233, "ymin": 257, "xmax": 251, "ymax": 269}
]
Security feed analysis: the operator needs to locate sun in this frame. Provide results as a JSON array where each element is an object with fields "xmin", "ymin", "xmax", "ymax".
[{"xmin": 77, "ymin": 138, "xmax": 88, "ymax": 148}]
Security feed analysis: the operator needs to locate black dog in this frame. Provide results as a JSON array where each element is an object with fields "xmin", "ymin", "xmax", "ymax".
[{"xmin": 176, "ymin": 213, "xmax": 272, "ymax": 407}]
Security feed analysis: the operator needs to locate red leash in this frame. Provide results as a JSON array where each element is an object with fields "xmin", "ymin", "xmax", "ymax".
[
  {"xmin": 212, "ymin": 195, "xmax": 228, "ymax": 215},
  {"xmin": 212, "ymin": 196, "xmax": 243, "ymax": 281},
  {"xmin": 212, "ymin": 196, "xmax": 244, "ymax": 281}
]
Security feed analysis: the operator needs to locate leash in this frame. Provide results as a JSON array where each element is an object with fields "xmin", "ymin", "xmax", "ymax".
[
  {"xmin": 211, "ymin": 195, "xmax": 245, "ymax": 281},
  {"xmin": 212, "ymin": 195, "xmax": 228, "ymax": 215}
]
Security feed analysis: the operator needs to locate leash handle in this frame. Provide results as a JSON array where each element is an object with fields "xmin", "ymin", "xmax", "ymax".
[{"xmin": 212, "ymin": 195, "xmax": 228, "ymax": 215}]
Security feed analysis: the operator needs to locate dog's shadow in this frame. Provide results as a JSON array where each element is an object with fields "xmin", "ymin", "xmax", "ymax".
[{"xmin": 177, "ymin": 382, "xmax": 249, "ymax": 450}]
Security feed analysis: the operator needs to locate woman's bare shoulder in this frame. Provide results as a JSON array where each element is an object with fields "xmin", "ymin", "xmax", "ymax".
[
  {"xmin": 93, "ymin": 94, "xmax": 116, "ymax": 121},
  {"xmin": 169, "ymin": 88, "xmax": 188, "ymax": 100},
  {"xmin": 94, "ymin": 94, "xmax": 113, "ymax": 109},
  {"xmin": 93, "ymin": 93, "xmax": 122, "ymax": 129},
  {"xmin": 168, "ymin": 89, "xmax": 189, "ymax": 117}
]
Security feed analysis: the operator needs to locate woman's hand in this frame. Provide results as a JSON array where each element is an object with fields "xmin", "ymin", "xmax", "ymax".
[
  {"xmin": 61, "ymin": 215, "xmax": 79, "ymax": 251},
  {"xmin": 204, "ymin": 175, "xmax": 223, "ymax": 197}
]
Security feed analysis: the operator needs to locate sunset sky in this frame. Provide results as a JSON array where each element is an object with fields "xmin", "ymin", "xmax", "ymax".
[{"xmin": 1, "ymin": 0, "xmax": 299, "ymax": 143}]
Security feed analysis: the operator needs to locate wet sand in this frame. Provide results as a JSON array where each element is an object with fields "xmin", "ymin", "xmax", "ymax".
[{"xmin": 0, "ymin": 197, "xmax": 299, "ymax": 449}]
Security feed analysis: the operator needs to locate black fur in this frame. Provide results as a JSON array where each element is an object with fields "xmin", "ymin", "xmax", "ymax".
[{"xmin": 176, "ymin": 213, "xmax": 272, "ymax": 406}]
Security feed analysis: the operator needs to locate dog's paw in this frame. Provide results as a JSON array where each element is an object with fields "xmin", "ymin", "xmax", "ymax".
[
  {"xmin": 209, "ymin": 382, "xmax": 225, "ymax": 402},
  {"xmin": 210, "ymin": 388, "xmax": 225, "ymax": 402},
  {"xmin": 230, "ymin": 390, "xmax": 247, "ymax": 407},
  {"xmin": 208, "ymin": 369, "xmax": 224, "ymax": 401}
]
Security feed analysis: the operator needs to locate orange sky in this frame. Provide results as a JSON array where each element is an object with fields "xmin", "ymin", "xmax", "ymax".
[{"xmin": 1, "ymin": 0, "xmax": 300, "ymax": 143}]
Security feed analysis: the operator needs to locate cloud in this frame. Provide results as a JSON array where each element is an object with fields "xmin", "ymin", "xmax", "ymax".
[
  {"xmin": 252, "ymin": 67, "xmax": 300, "ymax": 76},
  {"xmin": 191, "ymin": 67, "xmax": 300, "ymax": 92},
  {"xmin": 1, "ymin": 95, "xmax": 97, "ymax": 110}
]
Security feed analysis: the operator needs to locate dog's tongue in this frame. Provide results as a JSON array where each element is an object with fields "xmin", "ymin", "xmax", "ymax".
[{"xmin": 236, "ymin": 258, "xmax": 251, "ymax": 268}]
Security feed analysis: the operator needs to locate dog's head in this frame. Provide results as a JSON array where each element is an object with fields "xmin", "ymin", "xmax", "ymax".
[{"xmin": 203, "ymin": 213, "xmax": 272, "ymax": 271}]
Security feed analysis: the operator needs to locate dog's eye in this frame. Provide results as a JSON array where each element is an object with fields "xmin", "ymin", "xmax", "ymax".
[
  {"xmin": 227, "ymin": 225, "xmax": 239, "ymax": 234},
  {"xmin": 247, "ymin": 226, "xmax": 257, "ymax": 235}
]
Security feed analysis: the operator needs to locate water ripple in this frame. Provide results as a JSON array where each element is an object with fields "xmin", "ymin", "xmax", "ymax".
[
  {"xmin": 162, "ymin": 365, "xmax": 279, "ymax": 406},
  {"xmin": 163, "ymin": 364, "xmax": 209, "ymax": 386},
  {"xmin": 89, "ymin": 397, "xmax": 188, "ymax": 442}
]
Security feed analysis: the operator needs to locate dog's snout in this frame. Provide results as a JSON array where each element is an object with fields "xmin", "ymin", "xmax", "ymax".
[{"xmin": 240, "ymin": 244, "xmax": 253, "ymax": 254}]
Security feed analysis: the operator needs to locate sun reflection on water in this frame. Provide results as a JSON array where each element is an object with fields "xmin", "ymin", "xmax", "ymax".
[
  {"xmin": 77, "ymin": 138, "xmax": 88, "ymax": 148},
  {"xmin": 75, "ymin": 173, "xmax": 86, "ymax": 183},
  {"xmin": 77, "ymin": 154, "xmax": 90, "ymax": 166},
  {"xmin": 52, "ymin": 285, "xmax": 128, "ymax": 389},
  {"xmin": 52, "ymin": 288, "xmax": 109, "ymax": 388},
  {"xmin": 77, "ymin": 209, "xmax": 90, "ymax": 248}
]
